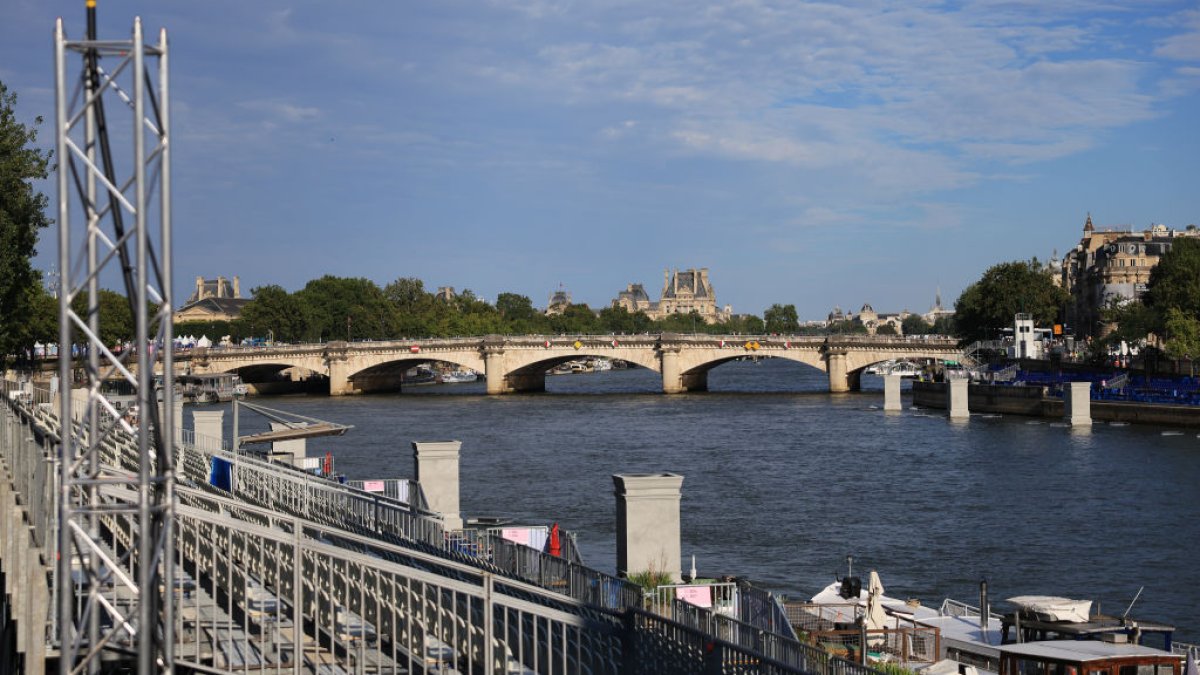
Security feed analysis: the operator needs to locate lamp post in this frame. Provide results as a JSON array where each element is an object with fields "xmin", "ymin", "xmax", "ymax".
[{"xmin": 346, "ymin": 315, "xmax": 352, "ymax": 342}]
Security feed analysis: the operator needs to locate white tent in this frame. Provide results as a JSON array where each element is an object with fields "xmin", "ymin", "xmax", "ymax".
[{"xmin": 196, "ymin": 335, "xmax": 212, "ymax": 348}]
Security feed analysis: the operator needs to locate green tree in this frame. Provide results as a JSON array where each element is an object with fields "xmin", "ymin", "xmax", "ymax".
[
  {"xmin": 597, "ymin": 305, "xmax": 652, "ymax": 334},
  {"xmin": 71, "ymin": 289, "xmax": 134, "ymax": 346},
  {"xmin": 721, "ymin": 314, "xmax": 765, "ymax": 334},
  {"xmin": 296, "ymin": 276, "xmax": 397, "ymax": 341},
  {"xmin": 875, "ymin": 323, "xmax": 898, "ymax": 336},
  {"xmin": 548, "ymin": 304, "xmax": 602, "ymax": 334},
  {"xmin": 901, "ymin": 314, "xmax": 933, "ymax": 336},
  {"xmin": 1143, "ymin": 238, "xmax": 1200, "ymax": 328},
  {"xmin": 1162, "ymin": 307, "xmax": 1200, "ymax": 359},
  {"xmin": 953, "ymin": 260, "xmax": 1068, "ymax": 344},
  {"xmin": 0, "ymin": 82, "xmax": 53, "ymax": 363},
  {"xmin": 384, "ymin": 277, "xmax": 440, "ymax": 336},
  {"xmin": 239, "ymin": 284, "xmax": 309, "ymax": 342},
  {"xmin": 763, "ymin": 304, "xmax": 799, "ymax": 333}
]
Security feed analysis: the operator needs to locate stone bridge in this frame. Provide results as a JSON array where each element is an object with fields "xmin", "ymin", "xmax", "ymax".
[{"xmin": 183, "ymin": 334, "xmax": 965, "ymax": 396}]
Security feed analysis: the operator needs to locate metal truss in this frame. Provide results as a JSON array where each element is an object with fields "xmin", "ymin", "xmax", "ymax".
[{"xmin": 54, "ymin": 11, "xmax": 174, "ymax": 674}]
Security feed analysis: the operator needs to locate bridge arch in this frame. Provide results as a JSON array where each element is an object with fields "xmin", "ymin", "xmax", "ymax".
[
  {"xmin": 344, "ymin": 355, "xmax": 486, "ymax": 394},
  {"xmin": 670, "ymin": 350, "xmax": 830, "ymax": 392}
]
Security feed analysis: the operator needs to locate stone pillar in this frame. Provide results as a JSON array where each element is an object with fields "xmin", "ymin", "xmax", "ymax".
[
  {"xmin": 660, "ymin": 347, "xmax": 684, "ymax": 394},
  {"xmin": 413, "ymin": 440, "xmax": 463, "ymax": 530},
  {"xmin": 613, "ymin": 473, "xmax": 684, "ymax": 582},
  {"xmin": 1065, "ymin": 381, "xmax": 1092, "ymax": 426},
  {"xmin": 948, "ymin": 379, "xmax": 969, "ymax": 420},
  {"xmin": 506, "ymin": 371, "xmax": 546, "ymax": 393},
  {"xmin": 325, "ymin": 342, "xmax": 356, "ymax": 396},
  {"xmin": 193, "ymin": 410, "xmax": 225, "ymax": 452},
  {"xmin": 883, "ymin": 374, "xmax": 902, "ymax": 411},
  {"xmin": 484, "ymin": 348, "xmax": 507, "ymax": 395},
  {"xmin": 826, "ymin": 350, "xmax": 850, "ymax": 393}
]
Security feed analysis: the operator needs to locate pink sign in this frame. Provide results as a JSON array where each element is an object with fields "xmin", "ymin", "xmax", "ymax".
[
  {"xmin": 675, "ymin": 586, "xmax": 713, "ymax": 608},
  {"xmin": 362, "ymin": 480, "xmax": 386, "ymax": 493},
  {"xmin": 501, "ymin": 528, "xmax": 532, "ymax": 545}
]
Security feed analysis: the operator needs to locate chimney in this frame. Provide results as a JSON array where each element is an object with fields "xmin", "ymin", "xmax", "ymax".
[
  {"xmin": 233, "ymin": 276, "xmax": 241, "ymax": 298},
  {"xmin": 216, "ymin": 276, "xmax": 226, "ymax": 298},
  {"xmin": 196, "ymin": 276, "xmax": 204, "ymax": 300}
]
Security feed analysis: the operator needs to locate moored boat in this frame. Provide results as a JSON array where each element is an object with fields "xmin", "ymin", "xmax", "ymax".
[{"xmin": 439, "ymin": 370, "xmax": 478, "ymax": 384}]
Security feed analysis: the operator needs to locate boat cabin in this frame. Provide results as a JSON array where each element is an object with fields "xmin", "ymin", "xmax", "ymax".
[
  {"xmin": 999, "ymin": 641, "xmax": 1182, "ymax": 675},
  {"xmin": 178, "ymin": 373, "xmax": 244, "ymax": 404},
  {"xmin": 1002, "ymin": 597, "xmax": 1176, "ymax": 652}
]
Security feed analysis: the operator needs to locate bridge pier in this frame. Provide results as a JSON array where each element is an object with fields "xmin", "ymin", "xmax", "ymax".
[
  {"xmin": 484, "ymin": 348, "xmax": 506, "ymax": 395},
  {"xmin": 825, "ymin": 351, "xmax": 861, "ymax": 392},
  {"xmin": 326, "ymin": 343, "xmax": 358, "ymax": 396},
  {"xmin": 659, "ymin": 347, "xmax": 709, "ymax": 394}
]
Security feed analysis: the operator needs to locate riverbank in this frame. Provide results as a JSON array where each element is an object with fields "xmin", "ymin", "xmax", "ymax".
[{"xmin": 912, "ymin": 380, "xmax": 1200, "ymax": 427}]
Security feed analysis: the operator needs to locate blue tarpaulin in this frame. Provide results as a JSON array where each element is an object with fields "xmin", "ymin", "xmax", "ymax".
[{"xmin": 209, "ymin": 457, "xmax": 233, "ymax": 491}]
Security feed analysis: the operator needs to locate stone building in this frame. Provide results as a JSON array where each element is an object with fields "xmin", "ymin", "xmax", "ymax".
[
  {"xmin": 175, "ymin": 275, "xmax": 250, "ymax": 323},
  {"xmin": 612, "ymin": 268, "xmax": 732, "ymax": 324},
  {"xmin": 546, "ymin": 286, "xmax": 572, "ymax": 315},
  {"xmin": 1061, "ymin": 215, "xmax": 1200, "ymax": 336}
]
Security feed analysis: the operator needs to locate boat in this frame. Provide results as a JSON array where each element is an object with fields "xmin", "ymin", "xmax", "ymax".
[
  {"xmin": 439, "ymin": 370, "xmax": 478, "ymax": 384},
  {"xmin": 178, "ymin": 373, "xmax": 243, "ymax": 404},
  {"xmin": 796, "ymin": 571, "xmax": 1184, "ymax": 675}
]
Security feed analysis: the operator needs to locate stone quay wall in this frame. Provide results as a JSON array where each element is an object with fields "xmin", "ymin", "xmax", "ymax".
[{"xmin": 912, "ymin": 381, "xmax": 1200, "ymax": 427}]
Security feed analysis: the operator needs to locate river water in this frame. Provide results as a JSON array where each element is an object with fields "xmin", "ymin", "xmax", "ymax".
[{"xmin": 206, "ymin": 360, "xmax": 1200, "ymax": 642}]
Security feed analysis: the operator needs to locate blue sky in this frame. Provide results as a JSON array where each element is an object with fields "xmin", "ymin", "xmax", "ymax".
[{"xmin": 3, "ymin": 1, "xmax": 1198, "ymax": 320}]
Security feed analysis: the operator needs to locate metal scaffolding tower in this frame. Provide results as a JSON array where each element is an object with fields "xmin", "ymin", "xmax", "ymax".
[{"xmin": 54, "ymin": 10, "xmax": 174, "ymax": 673}]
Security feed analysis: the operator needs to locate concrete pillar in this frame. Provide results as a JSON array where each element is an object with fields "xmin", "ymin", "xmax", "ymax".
[
  {"xmin": 271, "ymin": 422, "xmax": 307, "ymax": 466},
  {"xmin": 193, "ymin": 410, "xmax": 225, "ymax": 452},
  {"xmin": 413, "ymin": 440, "xmax": 463, "ymax": 530},
  {"xmin": 826, "ymin": 351, "xmax": 850, "ymax": 393},
  {"xmin": 613, "ymin": 473, "xmax": 684, "ymax": 582},
  {"xmin": 949, "ymin": 379, "xmax": 969, "ymax": 420},
  {"xmin": 883, "ymin": 374, "xmax": 902, "ymax": 411},
  {"xmin": 660, "ymin": 348, "xmax": 684, "ymax": 394},
  {"xmin": 484, "ymin": 349, "xmax": 506, "ymax": 395},
  {"xmin": 1066, "ymin": 381, "xmax": 1092, "ymax": 426},
  {"xmin": 157, "ymin": 397, "xmax": 184, "ymax": 444}
]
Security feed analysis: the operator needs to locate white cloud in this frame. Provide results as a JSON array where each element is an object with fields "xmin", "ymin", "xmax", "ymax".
[
  {"xmin": 1154, "ymin": 9, "xmax": 1200, "ymax": 61},
  {"xmin": 467, "ymin": 0, "xmax": 1183, "ymax": 182}
]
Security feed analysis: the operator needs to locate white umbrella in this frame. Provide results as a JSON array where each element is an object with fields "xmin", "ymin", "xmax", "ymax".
[
  {"xmin": 1185, "ymin": 648, "xmax": 1198, "ymax": 675},
  {"xmin": 865, "ymin": 570, "xmax": 887, "ymax": 647}
]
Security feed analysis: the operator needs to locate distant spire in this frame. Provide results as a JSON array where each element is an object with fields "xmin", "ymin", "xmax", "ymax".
[
  {"xmin": 1084, "ymin": 213, "xmax": 1094, "ymax": 232},
  {"xmin": 935, "ymin": 285, "xmax": 942, "ymax": 310}
]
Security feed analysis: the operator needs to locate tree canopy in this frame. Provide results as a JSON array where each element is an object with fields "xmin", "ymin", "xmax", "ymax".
[
  {"xmin": 1141, "ymin": 238, "xmax": 1200, "ymax": 356},
  {"xmin": 953, "ymin": 260, "xmax": 1068, "ymax": 344},
  {"xmin": 763, "ymin": 304, "xmax": 799, "ymax": 333},
  {"xmin": 0, "ymin": 81, "xmax": 52, "ymax": 364}
]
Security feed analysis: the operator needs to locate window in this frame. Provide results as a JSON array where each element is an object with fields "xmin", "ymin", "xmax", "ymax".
[
  {"xmin": 1156, "ymin": 665, "xmax": 1175, "ymax": 675},
  {"xmin": 1019, "ymin": 658, "xmax": 1045, "ymax": 675}
]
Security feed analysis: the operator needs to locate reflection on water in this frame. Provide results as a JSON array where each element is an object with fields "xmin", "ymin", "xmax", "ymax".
[{"xmin": 205, "ymin": 359, "xmax": 1200, "ymax": 641}]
